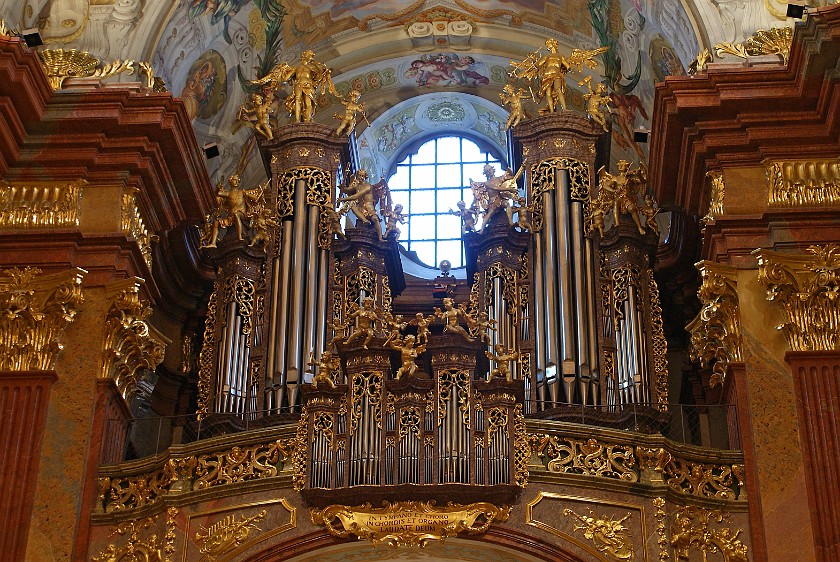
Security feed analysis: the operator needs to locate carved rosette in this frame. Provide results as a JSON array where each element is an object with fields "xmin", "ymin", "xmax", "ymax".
[
  {"xmin": 755, "ymin": 244, "xmax": 840, "ymax": 351},
  {"xmin": 686, "ymin": 262, "xmax": 742, "ymax": 387},
  {"xmin": 0, "ymin": 266, "xmax": 85, "ymax": 371},
  {"xmin": 100, "ymin": 278, "xmax": 169, "ymax": 400},
  {"xmin": 310, "ymin": 501, "xmax": 511, "ymax": 547}
]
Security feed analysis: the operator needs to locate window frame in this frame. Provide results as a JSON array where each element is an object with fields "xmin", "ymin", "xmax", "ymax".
[{"xmin": 386, "ymin": 133, "xmax": 506, "ymax": 269}]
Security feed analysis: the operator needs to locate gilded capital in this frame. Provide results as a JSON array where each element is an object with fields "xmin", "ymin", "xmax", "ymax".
[
  {"xmin": 0, "ymin": 267, "xmax": 86, "ymax": 371},
  {"xmin": 100, "ymin": 278, "xmax": 169, "ymax": 400},
  {"xmin": 686, "ymin": 261, "xmax": 742, "ymax": 387},
  {"xmin": 754, "ymin": 244, "xmax": 840, "ymax": 351}
]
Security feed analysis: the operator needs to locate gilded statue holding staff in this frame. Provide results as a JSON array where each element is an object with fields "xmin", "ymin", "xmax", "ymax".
[
  {"xmin": 251, "ymin": 49, "xmax": 337, "ymax": 123},
  {"xmin": 510, "ymin": 38, "xmax": 607, "ymax": 113}
]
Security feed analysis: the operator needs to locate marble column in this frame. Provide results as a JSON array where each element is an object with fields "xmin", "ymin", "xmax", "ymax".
[
  {"xmin": 786, "ymin": 351, "xmax": 840, "ymax": 562},
  {"xmin": 0, "ymin": 370, "xmax": 57, "ymax": 561}
]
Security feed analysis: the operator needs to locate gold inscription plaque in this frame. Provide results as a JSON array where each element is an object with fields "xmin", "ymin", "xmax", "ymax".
[{"xmin": 310, "ymin": 501, "xmax": 511, "ymax": 547}]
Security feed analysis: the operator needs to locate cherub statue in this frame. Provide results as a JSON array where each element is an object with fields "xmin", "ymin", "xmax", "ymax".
[
  {"xmin": 485, "ymin": 343, "xmax": 520, "ymax": 381},
  {"xmin": 469, "ymin": 311, "xmax": 497, "ymax": 344},
  {"xmin": 327, "ymin": 319, "xmax": 348, "ymax": 349},
  {"xmin": 322, "ymin": 199, "xmax": 347, "ymax": 242},
  {"xmin": 590, "ymin": 202, "xmax": 607, "ymax": 237},
  {"xmin": 579, "ymin": 76, "xmax": 614, "ymax": 132},
  {"xmin": 434, "ymin": 297, "xmax": 474, "ymax": 342},
  {"xmin": 383, "ymin": 312, "xmax": 407, "ymax": 347},
  {"xmin": 593, "ymin": 160, "xmax": 647, "ymax": 235},
  {"xmin": 391, "ymin": 334, "xmax": 426, "ymax": 379},
  {"xmin": 251, "ymin": 50, "xmax": 338, "ymax": 123},
  {"xmin": 337, "ymin": 169, "xmax": 383, "ymax": 226},
  {"xmin": 343, "ymin": 296, "xmax": 379, "ymax": 349},
  {"xmin": 499, "ymin": 83, "xmax": 529, "ymax": 129},
  {"xmin": 411, "ymin": 312, "xmax": 435, "ymax": 346},
  {"xmin": 381, "ymin": 203, "xmax": 407, "ymax": 240},
  {"xmin": 448, "ymin": 201, "xmax": 478, "ymax": 234},
  {"xmin": 510, "ymin": 38, "xmax": 608, "ymax": 113},
  {"xmin": 333, "ymin": 89, "xmax": 366, "ymax": 136},
  {"xmin": 512, "ymin": 196, "xmax": 534, "ymax": 232},
  {"xmin": 307, "ymin": 350, "xmax": 340, "ymax": 389},
  {"xmin": 639, "ymin": 195, "xmax": 660, "ymax": 234},
  {"xmin": 237, "ymin": 92, "xmax": 275, "ymax": 140},
  {"xmin": 248, "ymin": 205, "xmax": 279, "ymax": 247},
  {"xmin": 201, "ymin": 175, "xmax": 264, "ymax": 248}
]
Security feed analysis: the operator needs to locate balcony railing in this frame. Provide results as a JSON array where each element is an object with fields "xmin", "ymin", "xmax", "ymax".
[{"xmin": 100, "ymin": 402, "xmax": 739, "ymax": 466}]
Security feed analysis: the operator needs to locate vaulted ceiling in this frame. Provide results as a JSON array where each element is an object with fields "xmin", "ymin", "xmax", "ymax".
[{"xmin": 2, "ymin": 1, "xmax": 821, "ymax": 186}]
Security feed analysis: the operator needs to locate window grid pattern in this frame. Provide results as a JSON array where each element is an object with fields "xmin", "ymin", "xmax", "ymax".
[{"xmin": 388, "ymin": 136, "xmax": 501, "ymax": 268}]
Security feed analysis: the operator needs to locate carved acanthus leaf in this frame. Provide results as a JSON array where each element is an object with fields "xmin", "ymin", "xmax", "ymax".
[
  {"xmin": 0, "ymin": 267, "xmax": 85, "ymax": 371},
  {"xmin": 100, "ymin": 278, "xmax": 169, "ymax": 401},
  {"xmin": 686, "ymin": 261, "xmax": 742, "ymax": 387},
  {"xmin": 755, "ymin": 244, "xmax": 840, "ymax": 351}
]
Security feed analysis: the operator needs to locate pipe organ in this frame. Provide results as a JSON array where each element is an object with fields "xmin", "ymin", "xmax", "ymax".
[
  {"xmin": 599, "ymin": 221, "xmax": 669, "ymax": 409},
  {"xmin": 297, "ymin": 334, "xmax": 528, "ymax": 507},
  {"xmin": 513, "ymin": 114, "xmax": 604, "ymax": 408},
  {"xmin": 195, "ymin": 114, "xmax": 668, "ymax": 431}
]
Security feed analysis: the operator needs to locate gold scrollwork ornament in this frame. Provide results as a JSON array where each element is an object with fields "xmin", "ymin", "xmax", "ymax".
[
  {"xmin": 195, "ymin": 510, "xmax": 267, "ymax": 559},
  {"xmin": 563, "ymin": 508, "xmax": 635, "ymax": 561},
  {"xmin": 310, "ymin": 501, "xmax": 511, "ymax": 547}
]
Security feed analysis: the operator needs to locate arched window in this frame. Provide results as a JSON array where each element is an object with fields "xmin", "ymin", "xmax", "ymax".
[{"xmin": 387, "ymin": 135, "xmax": 503, "ymax": 268}]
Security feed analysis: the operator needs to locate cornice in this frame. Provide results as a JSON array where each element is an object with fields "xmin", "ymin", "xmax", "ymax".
[{"xmin": 649, "ymin": 5, "xmax": 840, "ymax": 214}]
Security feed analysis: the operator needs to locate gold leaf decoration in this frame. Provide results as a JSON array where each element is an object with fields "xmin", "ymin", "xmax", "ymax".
[
  {"xmin": 563, "ymin": 508, "xmax": 635, "ymax": 561},
  {"xmin": 195, "ymin": 510, "xmax": 267, "ymax": 559},
  {"xmin": 37, "ymin": 48, "xmax": 143, "ymax": 90},
  {"xmin": 755, "ymin": 244, "xmax": 840, "ymax": 351},
  {"xmin": 0, "ymin": 267, "xmax": 85, "ymax": 371},
  {"xmin": 670, "ymin": 506, "xmax": 749, "ymax": 562},
  {"xmin": 714, "ymin": 27, "xmax": 793, "ymax": 65},
  {"xmin": 311, "ymin": 501, "xmax": 511, "ymax": 547},
  {"xmin": 687, "ymin": 261, "xmax": 742, "ymax": 387}
]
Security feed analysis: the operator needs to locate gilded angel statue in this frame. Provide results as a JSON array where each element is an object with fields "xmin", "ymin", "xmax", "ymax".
[
  {"xmin": 510, "ymin": 38, "xmax": 608, "ymax": 113},
  {"xmin": 593, "ymin": 160, "xmax": 648, "ymax": 235},
  {"xmin": 250, "ymin": 50, "xmax": 338, "ymax": 123}
]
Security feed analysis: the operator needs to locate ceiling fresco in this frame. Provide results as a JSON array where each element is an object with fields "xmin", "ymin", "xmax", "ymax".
[{"xmin": 1, "ymin": 0, "xmax": 820, "ymax": 187}]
